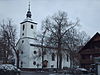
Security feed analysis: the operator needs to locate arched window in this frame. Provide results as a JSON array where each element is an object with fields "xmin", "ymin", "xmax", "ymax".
[
  {"xmin": 21, "ymin": 61, "xmax": 23, "ymax": 67},
  {"xmin": 52, "ymin": 53, "xmax": 55, "ymax": 61},
  {"xmin": 23, "ymin": 25, "xmax": 25, "ymax": 30},
  {"xmin": 66, "ymin": 54, "xmax": 69, "ymax": 62},
  {"xmin": 22, "ymin": 40, "xmax": 24, "ymax": 43},
  {"xmin": 31, "ymin": 25, "xmax": 33, "ymax": 29}
]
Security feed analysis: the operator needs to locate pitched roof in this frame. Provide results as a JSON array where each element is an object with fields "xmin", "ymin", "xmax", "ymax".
[{"xmin": 79, "ymin": 32, "xmax": 100, "ymax": 53}]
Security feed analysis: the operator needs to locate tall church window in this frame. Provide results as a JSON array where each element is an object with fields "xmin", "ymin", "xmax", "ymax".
[
  {"xmin": 21, "ymin": 61, "xmax": 23, "ymax": 67},
  {"xmin": 52, "ymin": 53, "xmax": 55, "ymax": 61},
  {"xmin": 31, "ymin": 25, "xmax": 33, "ymax": 29},
  {"xmin": 66, "ymin": 54, "xmax": 69, "ymax": 62},
  {"xmin": 23, "ymin": 25, "xmax": 25, "ymax": 30}
]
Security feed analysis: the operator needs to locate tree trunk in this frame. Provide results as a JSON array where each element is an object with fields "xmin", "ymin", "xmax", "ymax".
[
  {"xmin": 59, "ymin": 52, "xmax": 62, "ymax": 69},
  {"xmin": 41, "ymin": 38, "xmax": 44, "ymax": 69},
  {"xmin": 58, "ymin": 23, "xmax": 62, "ymax": 69},
  {"xmin": 42, "ymin": 49, "xmax": 44, "ymax": 68},
  {"xmin": 57, "ymin": 36, "xmax": 62, "ymax": 69},
  {"xmin": 58, "ymin": 45, "xmax": 62, "ymax": 69},
  {"xmin": 57, "ymin": 51, "xmax": 59, "ymax": 69},
  {"xmin": 16, "ymin": 54, "xmax": 19, "ymax": 68}
]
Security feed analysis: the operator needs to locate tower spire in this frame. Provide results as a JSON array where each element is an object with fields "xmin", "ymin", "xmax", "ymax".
[
  {"xmin": 26, "ymin": 1, "xmax": 32, "ymax": 18},
  {"xmin": 28, "ymin": 1, "xmax": 30, "ymax": 11}
]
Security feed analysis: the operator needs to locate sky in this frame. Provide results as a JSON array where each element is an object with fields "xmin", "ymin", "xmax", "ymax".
[{"xmin": 0, "ymin": 0, "xmax": 100, "ymax": 38}]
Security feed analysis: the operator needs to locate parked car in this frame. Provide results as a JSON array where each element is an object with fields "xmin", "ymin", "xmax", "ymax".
[{"xmin": 76, "ymin": 68, "xmax": 88, "ymax": 74}]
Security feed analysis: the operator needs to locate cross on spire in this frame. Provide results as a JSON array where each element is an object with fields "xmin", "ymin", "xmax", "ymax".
[
  {"xmin": 28, "ymin": 1, "xmax": 30, "ymax": 11},
  {"xmin": 26, "ymin": 1, "xmax": 32, "ymax": 18}
]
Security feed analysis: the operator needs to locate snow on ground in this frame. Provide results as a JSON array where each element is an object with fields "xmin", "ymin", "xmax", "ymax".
[{"xmin": 0, "ymin": 64, "xmax": 17, "ymax": 71}]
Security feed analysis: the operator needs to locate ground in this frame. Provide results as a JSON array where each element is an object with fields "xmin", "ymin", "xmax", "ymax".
[{"xmin": 20, "ymin": 71, "xmax": 93, "ymax": 75}]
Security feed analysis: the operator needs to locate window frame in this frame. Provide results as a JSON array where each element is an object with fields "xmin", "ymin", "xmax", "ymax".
[
  {"xmin": 31, "ymin": 25, "xmax": 33, "ymax": 29},
  {"xmin": 33, "ymin": 61, "xmax": 36, "ymax": 65},
  {"xmin": 66, "ymin": 54, "xmax": 69, "ymax": 62},
  {"xmin": 23, "ymin": 24, "xmax": 25, "ymax": 30},
  {"xmin": 34, "ymin": 51, "xmax": 37, "ymax": 54},
  {"xmin": 52, "ymin": 53, "xmax": 55, "ymax": 61}
]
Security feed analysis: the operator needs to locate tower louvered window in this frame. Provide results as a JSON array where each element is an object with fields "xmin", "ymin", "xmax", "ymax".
[
  {"xmin": 31, "ymin": 25, "xmax": 33, "ymax": 29},
  {"xmin": 23, "ymin": 25, "xmax": 25, "ymax": 30}
]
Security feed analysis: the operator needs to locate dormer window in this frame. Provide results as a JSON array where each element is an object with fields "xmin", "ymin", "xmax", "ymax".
[
  {"xmin": 31, "ymin": 25, "xmax": 33, "ymax": 29},
  {"xmin": 23, "ymin": 25, "xmax": 25, "ymax": 30}
]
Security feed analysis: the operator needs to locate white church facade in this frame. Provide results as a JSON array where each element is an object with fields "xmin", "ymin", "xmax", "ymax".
[{"xmin": 16, "ymin": 4, "xmax": 71, "ymax": 69}]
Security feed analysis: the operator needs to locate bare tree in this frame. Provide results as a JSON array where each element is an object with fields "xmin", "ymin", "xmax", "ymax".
[
  {"xmin": 40, "ymin": 11, "xmax": 90, "ymax": 69},
  {"xmin": 0, "ymin": 19, "xmax": 19, "ymax": 67},
  {"xmin": 63, "ymin": 29, "xmax": 90, "ymax": 68},
  {"xmin": 41, "ymin": 11, "xmax": 81, "ymax": 69}
]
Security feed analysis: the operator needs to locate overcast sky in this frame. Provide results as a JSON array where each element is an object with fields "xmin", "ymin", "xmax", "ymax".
[{"xmin": 0, "ymin": 0, "xmax": 100, "ymax": 38}]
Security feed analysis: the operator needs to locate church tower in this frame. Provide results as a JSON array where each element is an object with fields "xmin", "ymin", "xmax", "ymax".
[
  {"xmin": 20, "ymin": 2, "xmax": 37, "ymax": 39},
  {"xmin": 16, "ymin": 2, "xmax": 42, "ymax": 69},
  {"xmin": 16, "ymin": 2, "xmax": 71, "ymax": 69}
]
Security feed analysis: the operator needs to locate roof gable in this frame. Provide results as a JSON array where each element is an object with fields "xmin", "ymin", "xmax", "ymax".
[{"xmin": 79, "ymin": 32, "xmax": 100, "ymax": 53}]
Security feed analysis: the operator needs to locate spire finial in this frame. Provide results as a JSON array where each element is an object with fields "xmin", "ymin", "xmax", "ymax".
[
  {"xmin": 26, "ymin": 1, "xmax": 32, "ymax": 18},
  {"xmin": 28, "ymin": 1, "xmax": 30, "ymax": 11}
]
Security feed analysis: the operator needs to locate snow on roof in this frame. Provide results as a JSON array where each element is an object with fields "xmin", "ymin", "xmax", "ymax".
[{"xmin": 24, "ymin": 18, "xmax": 33, "ymax": 22}]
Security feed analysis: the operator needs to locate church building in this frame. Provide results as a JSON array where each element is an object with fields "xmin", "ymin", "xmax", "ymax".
[{"xmin": 16, "ymin": 3, "xmax": 70, "ymax": 69}]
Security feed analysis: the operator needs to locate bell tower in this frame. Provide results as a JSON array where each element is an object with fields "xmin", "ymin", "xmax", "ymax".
[
  {"xmin": 20, "ymin": 2, "xmax": 37, "ymax": 39},
  {"xmin": 17, "ymin": 2, "xmax": 40, "ymax": 68}
]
